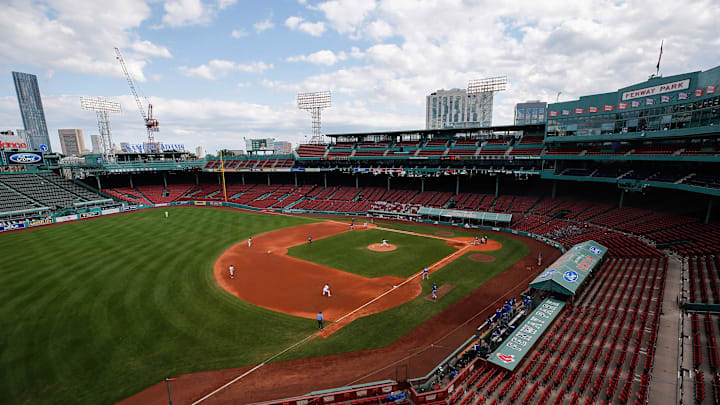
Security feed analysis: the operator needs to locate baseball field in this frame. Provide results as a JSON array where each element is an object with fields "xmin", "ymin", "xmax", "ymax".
[{"xmin": 0, "ymin": 207, "xmax": 540, "ymax": 404}]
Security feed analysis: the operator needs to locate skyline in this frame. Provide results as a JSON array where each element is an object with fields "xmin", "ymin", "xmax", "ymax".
[{"xmin": 1, "ymin": 0, "xmax": 719, "ymax": 153}]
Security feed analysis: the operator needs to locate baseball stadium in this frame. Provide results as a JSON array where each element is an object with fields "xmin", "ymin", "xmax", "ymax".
[{"xmin": 1, "ymin": 65, "xmax": 720, "ymax": 405}]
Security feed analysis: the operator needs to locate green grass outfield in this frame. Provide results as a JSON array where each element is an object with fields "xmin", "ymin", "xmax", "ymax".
[
  {"xmin": 287, "ymin": 229, "xmax": 456, "ymax": 278},
  {"xmin": 0, "ymin": 208, "xmax": 530, "ymax": 404}
]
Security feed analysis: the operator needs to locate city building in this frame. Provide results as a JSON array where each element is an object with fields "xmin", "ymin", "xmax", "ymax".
[
  {"xmin": 58, "ymin": 129, "xmax": 86, "ymax": 156},
  {"xmin": 91, "ymin": 135, "xmax": 102, "ymax": 154},
  {"xmin": 195, "ymin": 146, "xmax": 206, "ymax": 158},
  {"xmin": 514, "ymin": 101, "xmax": 547, "ymax": 125},
  {"xmin": 426, "ymin": 88, "xmax": 493, "ymax": 129},
  {"xmin": 273, "ymin": 141, "xmax": 292, "ymax": 154},
  {"xmin": 12, "ymin": 72, "xmax": 51, "ymax": 152}
]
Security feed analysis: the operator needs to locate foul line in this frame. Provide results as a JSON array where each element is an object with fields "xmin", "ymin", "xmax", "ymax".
[
  {"xmin": 345, "ymin": 268, "xmax": 543, "ymax": 386},
  {"xmin": 191, "ymin": 332, "xmax": 317, "ymax": 404},
  {"xmin": 191, "ymin": 235, "xmax": 473, "ymax": 404}
]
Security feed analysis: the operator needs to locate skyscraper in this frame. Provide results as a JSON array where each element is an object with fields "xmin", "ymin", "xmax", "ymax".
[
  {"xmin": 12, "ymin": 72, "xmax": 51, "ymax": 152},
  {"xmin": 90, "ymin": 135, "xmax": 103, "ymax": 154},
  {"xmin": 58, "ymin": 129, "xmax": 86, "ymax": 156},
  {"xmin": 426, "ymin": 88, "xmax": 494, "ymax": 129}
]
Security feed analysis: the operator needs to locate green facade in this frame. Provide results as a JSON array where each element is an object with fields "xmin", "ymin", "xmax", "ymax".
[
  {"xmin": 546, "ymin": 65, "xmax": 720, "ymax": 140},
  {"xmin": 488, "ymin": 298, "xmax": 566, "ymax": 371}
]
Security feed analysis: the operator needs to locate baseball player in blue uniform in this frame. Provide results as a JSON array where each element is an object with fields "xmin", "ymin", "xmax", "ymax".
[
  {"xmin": 432, "ymin": 284, "xmax": 437, "ymax": 300},
  {"xmin": 422, "ymin": 267, "xmax": 429, "ymax": 280}
]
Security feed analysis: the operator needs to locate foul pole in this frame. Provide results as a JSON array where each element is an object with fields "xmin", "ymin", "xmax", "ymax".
[{"xmin": 219, "ymin": 151, "xmax": 228, "ymax": 203}]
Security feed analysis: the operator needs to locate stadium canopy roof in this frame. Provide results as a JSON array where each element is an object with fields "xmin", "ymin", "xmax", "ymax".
[
  {"xmin": 325, "ymin": 123, "xmax": 545, "ymax": 139},
  {"xmin": 417, "ymin": 207, "xmax": 512, "ymax": 223},
  {"xmin": 529, "ymin": 240, "xmax": 608, "ymax": 296}
]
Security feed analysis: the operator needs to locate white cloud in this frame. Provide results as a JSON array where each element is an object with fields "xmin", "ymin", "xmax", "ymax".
[
  {"xmin": 285, "ymin": 16, "xmax": 326, "ymax": 36},
  {"xmin": 287, "ymin": 0, "xmax": 720, "ymax": 126},
  {"xmin": 287, "ymin": 50, "xmax": 347, "ymax": 66},
  {"xmin": 366, "ymin": 19, "xmax": 393, "ymax": 40},
  {"xmin": 179, "ymin": 60, "xmax": 273, "ymax": 80},
  {"xmin": 316, "ymin": 0, "xmax": 377, "ymax": 34},
  {"xmin": 130, "ymin": 41, "xmax": 173, "ymax": 59},
  {"xmin": 253, "ymin": 13, "xmax": 275, "ymax": 33},
  {"xmin": 0, "ymin": 0, "xmax": 163, "ymax": 81},
  {"xmin": 231, "ymin": 28, "xmax": 248, "ymax": 38},
  {"xmin": 161, "ymin": 0, "xmax": 236, "ymax": 27}
]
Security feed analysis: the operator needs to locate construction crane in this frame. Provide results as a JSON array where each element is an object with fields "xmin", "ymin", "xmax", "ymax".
[{"xmin": 115, "ymin": 47, "xmax": 159, "ymax": 145}]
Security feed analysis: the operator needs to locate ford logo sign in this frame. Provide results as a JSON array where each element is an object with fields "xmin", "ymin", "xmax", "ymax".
[{"xmin": 9, "ymin": 153, "xmax": 42, "ymax": 164}]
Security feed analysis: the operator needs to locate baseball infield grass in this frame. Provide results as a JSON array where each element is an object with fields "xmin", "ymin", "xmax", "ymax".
[
  {"xmin": 278, "ymin": 223, "xmax": 531, "ymax": 361},
  {"xmin": 0, "ymin": 209, "xmax": 533, "ymax": 404},
  {"xmin": 286, "ymin": 229, "xmax": 456, "ymax": 278}
]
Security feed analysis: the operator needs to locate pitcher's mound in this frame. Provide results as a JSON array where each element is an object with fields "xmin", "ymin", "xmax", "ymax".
[
  {"xmin": 469, "ymin": 253, "xmax": 496, "ymax": 262},
  {"xmin": 368, "ymin": 243, "xmax": 397, "ymax": 252}
]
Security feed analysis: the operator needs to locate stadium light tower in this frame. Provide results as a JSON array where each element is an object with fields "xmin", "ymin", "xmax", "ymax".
[
  {"xmin": 297, "ymin": 91, "xmax": 331, "ymax": 144},
  {"xmin": 467, "ymin": 76, "xmax": 507, "ymax": 126},
  {"xmin": 80, "ymin": 96, "xmax": 121, "ymax": 162}
]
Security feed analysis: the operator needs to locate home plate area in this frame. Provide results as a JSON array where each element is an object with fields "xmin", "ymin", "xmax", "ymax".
[{"xmin": 424, "ymin": 284, "xmax": 454, "ymax": 301}]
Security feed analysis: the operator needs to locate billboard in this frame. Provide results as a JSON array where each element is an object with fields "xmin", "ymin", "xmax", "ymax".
[
  {"xmin": 245, "ymin": 138, "xmax": 275, "ymax": 152},
  {"xmin": 5, "ymin": 152, "xmax": 44, "ymax": 165},
  {"xmin": 0, "ymin": 135, "xmax": 29, "ymax": 150}
]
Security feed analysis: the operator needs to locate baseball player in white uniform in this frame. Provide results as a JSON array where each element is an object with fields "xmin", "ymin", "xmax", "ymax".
[
  {"xmin": 229, "ymin": 265, "xmax": 234, "ymax": 278},
  {"xmin": 165, "ymin": 211, "xmax": 169, "ymax": 218},
  {"xmin": 248, "ymin": 237, "xmax": 252, "ymax": 247},
  {"xmin": 322, "ymin": 283, "xmax": 332, "ymax": 297},
  {"xmin": 381, "ymin": 239, "xmax": 389, "ymax": 247}
]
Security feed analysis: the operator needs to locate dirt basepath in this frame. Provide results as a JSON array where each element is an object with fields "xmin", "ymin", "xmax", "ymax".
[{"xmin": 119, "ymin": 222, "xmax": 561, "ymax": 405}]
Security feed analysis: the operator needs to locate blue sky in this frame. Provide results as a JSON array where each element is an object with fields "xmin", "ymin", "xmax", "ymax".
[{"xmin": 1, "ymin": 0, "xmax": 719, "ymax": 154}]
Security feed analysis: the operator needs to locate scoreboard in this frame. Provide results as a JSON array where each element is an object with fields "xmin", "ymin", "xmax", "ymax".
[{"xmin": 245, "ymin": 138, "xmax": 275, "ymax": 152}]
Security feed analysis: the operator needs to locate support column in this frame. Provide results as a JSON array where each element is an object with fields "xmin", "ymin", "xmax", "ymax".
[
  {"xmin": 456, "ymin": 175, "xmax": 460, "ymax": 195},
  {"xmin": 387, "ymin": 176, "xmax": 391, "ymax": 191},
  {"xmin": 267, "ymin": 174, "xmax": 271, "ymax": 186},
  {"xmin": 551, "ymin": 181, "xmax": 557, "ymax": 199},
  {"xmin": 129, "ymin": 174, "xmax": 134, "ymax": 188},
  {"xmin": 218, "ymin": 173, "xmax": 221, "ymax": 184},
  {"xmin": 294, "ymin": 173, "xmax": 298, "ymax": 186},
  {"xmin": 421, "ymin": 177, "xmax": 425, "ymax": 193},
  {"xmin": 495, "ymin": 175, "xmax": 500, "ymax": 198},
  {"xmin": 355, "ymin": 174, "xmax": 359, "ymax": 188},
  {"xmin": 706, "ymin": 198, "xmax": 713, "ymax": 224},
  {"xmin": 324, "ymin": 173, "xmax": 328, "ymax": 189},
  {"xmin": 241, "ymin": 173, "xmax": 245, "ymax": 185},
  {"xmin": 619, "ymin": 190, "xmax": 625, "ymax": 208},
  {"xmin": 195, "ymin": 173, "xmax": 199, "ymax": 185},
  {"xmin": 96, "ymin": 175, "xmax": 102, "ymax": 191},
  {"xmin": 163, "ymin": 174, "xmax": 167, "ymax": 188}
]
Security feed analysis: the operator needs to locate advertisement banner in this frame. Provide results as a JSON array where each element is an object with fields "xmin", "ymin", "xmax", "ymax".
[
  {"xmin": 55, "ymin": 214, "xmax": 78, "ymax": 222},
  {"xmin": 155, "ymin": 203, "xmax": 169, "ymax": 207},
  {"xmin": 0, "ymin": 222, "xmax": 27, "ymax": 232},
  {"xmin": 101, "ymin": 207, "xmax": 121, "ymax": 215},
  {"xmin": 4, "ymin": 152, "xmax": 44, "ymax": 165},
  {"xmin": 194, "ymin": 201, "xmax": 207, "ymax": 206},
  {"xmin": 79, "ymin": 211, "xmax": 100, "ymax": 219},
  {"xmin": 28, "ymin": 218, "xmax": 52, "ymax": 227}
]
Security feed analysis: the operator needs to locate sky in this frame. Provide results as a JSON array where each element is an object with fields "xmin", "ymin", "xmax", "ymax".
[{"xmin": 1, "ymin": 0, "xmax": 719, "ymax": 154}]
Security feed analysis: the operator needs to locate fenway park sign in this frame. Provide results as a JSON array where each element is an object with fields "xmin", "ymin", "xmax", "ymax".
[{"xmin": 621, "ymin": 79, "xmax": 690, "ymax": 101}]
